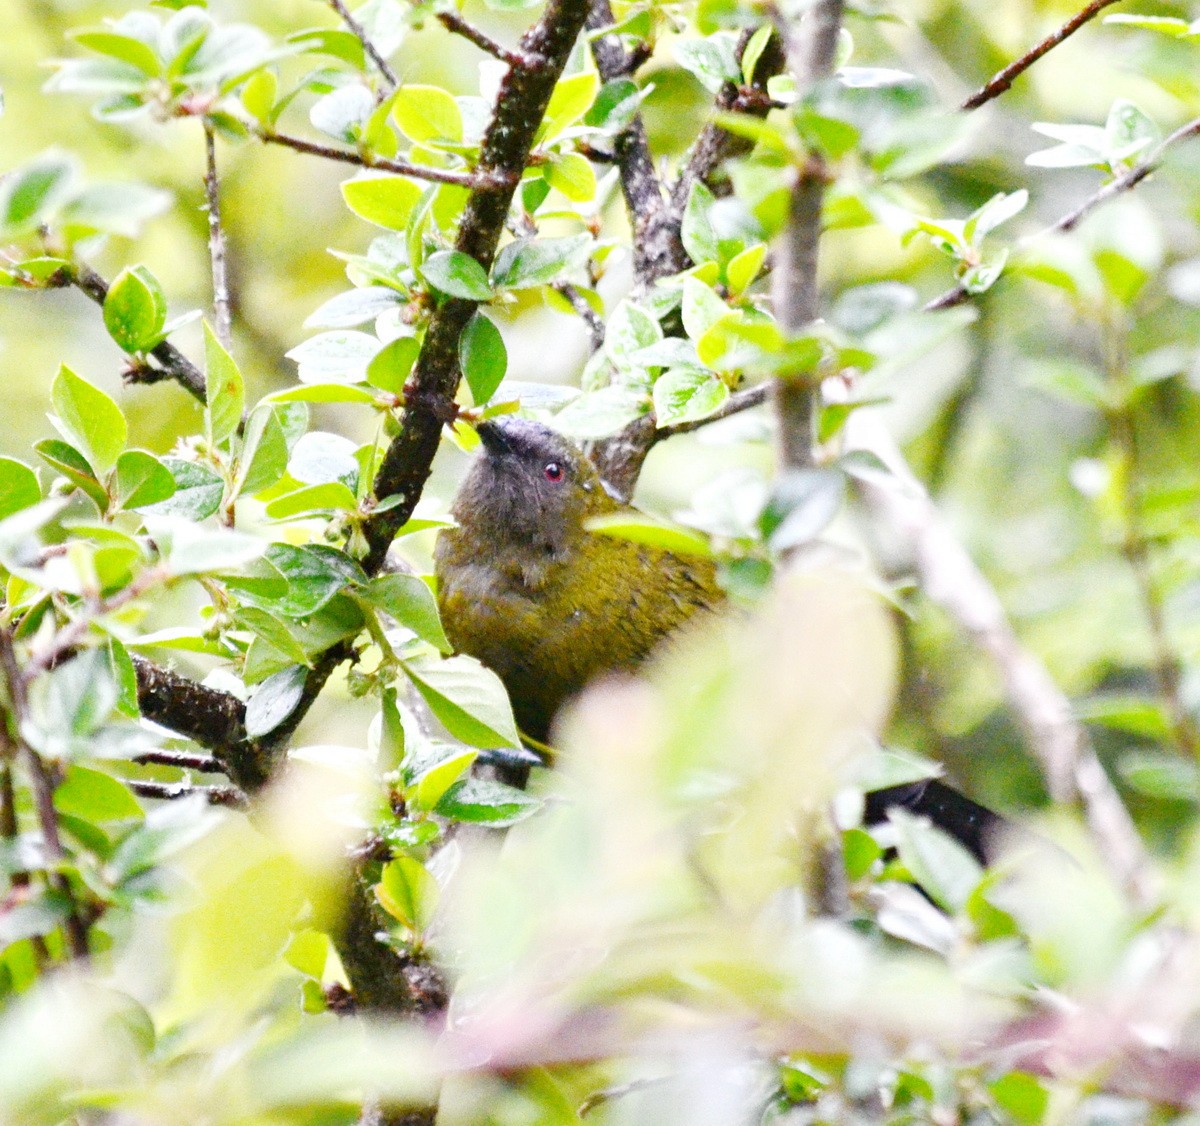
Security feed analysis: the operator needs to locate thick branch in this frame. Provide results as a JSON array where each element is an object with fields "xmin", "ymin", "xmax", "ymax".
[
  {"xmin": 64, "ymin": 262, "xmax": 208, "ymax": 402},
  {"xmin": 362, "ymin": 0, "xmax": 592, "ymax": 573},
  {"xmin": 960, "ymin": 0, "xmax": 1127, "ymax": 111},
  {"xmin": 585, "ymin": 0, "xmax": 673, "ymax": 281},
  {"xmin": 770, "ymin": 0, "xmax": 843, "ymax": 474}
]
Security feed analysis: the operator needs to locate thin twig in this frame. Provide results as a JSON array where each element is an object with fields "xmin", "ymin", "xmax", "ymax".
[
  {"xmin": 960, "ymin": 0, "xmax": 1126, "ymax": 111},
  {"xmin": 437, "ymin": 10, "xmax": 527, "ymax": 67},
  {"xmin": 924, "ymin": 115, "xmax": 1200, "ymax": 312},
  {"xmin": 24, "ymin": 566, "xmax": 168, "ymax": 682},
  {"xmin": 329, "ymin": 0, "xmax": 399, "ymax": 90},
  {"xmin": 847, "ymin": 411, "xmax": 1154, "ymax": 904},
  {"xmin": 129, "ymin": 779, "xmax": 247, "ymax": 807},
  {"xmin": 254, "ymin": 128, "xmax": 484, "ymax": 188},
  {"xmin": 132, "ymin": 749, "xmax": 220, "ymax": 772},
  {"xmin": 203, "ymin": 120, "xmax": 232, "ymax": 351},
  {"xmin": 1102, "ymin": 321, "xmax": 1200, "ymax": 759},
  {"xmin": 555, "ymin": 282, "xmax": 606, "ymax": 351},
  {"xmin": 658, "ymin": 382, "xmax": 769, "ymax": 437},
  {"xmin": 0, "ymin": 630, "xmax": 90, "ymax": 958},
  {"xmin": 64, "ymin": 262, "xmax": 208, "ymax": 401}
]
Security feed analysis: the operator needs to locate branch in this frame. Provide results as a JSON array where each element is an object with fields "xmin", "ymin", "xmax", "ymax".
[
  {"xmin": 129, "ymin": 778, "xmax": 247, "ymax": 807},
  {"xmin": 437, "ymin": 10, "xmax": 527, "ymax": 67},
  {"xmin": 847, "ymin": 412, "xmax": 1154, "ymax": 904},
  {"xmin": 131, "ymin": 656, "xmax": 275, "ymax": 793},
  {"xmin": 203, "ymin": 121, "xmax": 233, "ymax": 350},
  {"xmin": 960, "ymin": 0, "xmax": 1127, "ymax": 111},
  {"xmin": 0, "ymin": 629, "xmax": 89, "ymax": 958},
  {"xmin": 132, "ymin": 749, "xmax": 220, "ymax": 771},
  {"xmin": 253, "ymin": 129, "xmax": 483, "ymax": 188},
  {"xmin": 361, "ymin": 0, "xmax": 593, "ymax": 573},
  {"xmin": 585, "ymin": 0, "xmax": 673, "ymax": 282},
  {"xmin": 329, "ymin": 0, "xmax": 399, "ymax": 90},
  {"xmin": 925, "ymin": 114, "xmax": 1200, "ymax": 311},
  {"xmin": 63, "ymin": 262, "xmax": 208, "ymax": 402},
  {"xmin": 769, "ymin": 0, "xmax": 844, "ymax": 474},
  {"xmin": 555, "ymin": 282, "xmax": 606, "ymax": 351}
]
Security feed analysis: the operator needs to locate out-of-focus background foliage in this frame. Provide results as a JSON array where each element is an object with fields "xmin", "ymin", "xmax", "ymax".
[{"xmin": 6, "ymin": 0, "xmax": 1200, "ymax": 1121}]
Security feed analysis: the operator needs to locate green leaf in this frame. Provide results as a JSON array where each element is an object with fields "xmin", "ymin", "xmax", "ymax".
[
  {"xmin": 71, "ymin": 30, "xmax": 162, "ymax": 75},
  {"xmin": 989, "ymin": 1073, "xmax": 1050, "ymax": 1126},
  {"xmin": 890, "ymin": 808, "xmax": 982, "ymax": 914},
  {"xmin": 204, "ymin": 323, "xmax": 244, "ymax": 445},
  {"xmin": 103, "ymin": 265, "xmax": 167, "ymax": 353},
  {"xmin": 554, "ymin": 386, "xmax": 648, "ymax": 440},
  {"xmin": 35, "ymin": 439, "xmax": 110, "ymax": 512},
  {"xmin": 402, "ymin": 654, "xmax": 520, "ymax": 748},
  {"xmin": 143, "ymin": 513, "xmax": 265, "ymax": 575},
  {"xmin": 366, "ymin": 335, "xmax": 420, "ymax": 394},
  {"xmin": 51, "ymin": 365, "xmax": 127, "ymax": 477},
  {"xmin": 726, "ymin": 244, "xmax": 766, "ymax": 294},
  {"xmin": 264, "ymin": 481, "xmax": 358, "ymax": 519},
  {"xmin": 286, "ymin": 330, "xmax": 378, "ymax": 384},
  {"xmin": 341, "ymin": 174, "xmax": 423, "ymax": 230},
  {"xmin": 412, "ymin": 748, "xmax": 477, "ymax": 811},
  {"xmin": 115, "ymin": 450, "xmax": 176, "ymax": 509},
  {"xmin": 265, "ymin": 543, "xmax": 365, "ymax": 617},
  {"xmin": 1119, "ymin": 750, "xmax": 1200, "ymax": 801},
  {"xmin": 235, "ymin": 607, "xmax": 313, "ymax": 668},
  {"xmin": 263, "ymin": 382, "xmax": 379, "ymax": 405},
  {"xmin": 240, "ymin": 68, "xmax": 277, "ymax": 123},
  {"xmin": 761, "ymin": 469, "xmax": 845, "ymax": 551},
  {"xmin": 139, "ymin": 459, "xmax": 224, "ymax": 521},
  {"xmin": 435, "ymin": 777, "xmax": 542, "ymax": 826},
  {"xmin": 682, "ymin": 181, "xmax": 720, "ymax": 266},
  {"xmin": 234, "ymin": 405, "xmax": 290, "ymax": 498},
  {"xmin": 544, "ymin": 151, "xmax": 596, "ymax": 202},
  {"xmin": 542, "ymin": 70, "xmax": 599, "ymax": 135},
  {"xmin": 491, "ymin": 235, "xmax": 590, "ymax": 290},
  {"xmin": 459, "ymin": 313, "xmax": 507, "ymax": 405},
  {"xmin": 741, "ymin": 24, "xmax": 773, "ymax": 84},
  {"xmin": 54, "ymin": 765, "xmax": 143, "ymax": 822},
  {"xmin": 374, "ymin": 856, "xmax": 438, "ymax": 931},
  {"xmin": 0, "ymin": 458, "xmax": 41, "ymax": 521},
  {"xmin": 680, "ymin": 277, "xmax": 729, "ymax": 341},
  {"xmin": 585, "ymin": 511, "xmax": 713, "ymax": 556},
  {"xmin": 421, "ymin": 250, "xmax": 493, "ymax": 300},
  {"xmin": 306, "ymin": 286, "xmax": 403, "ymax": 329},
  {"xmin": 244, "ymin": 664, "xmax": 307, "ymax": 738},
  {"xmin": 361, "ymin": 572, "xmax": 450, "ymax": 652},
  {"xmin": 392, "ymin": 84, "xmax": 462, "ymax": 142},
  {"xmin": 652, "ymin": 367, "xmax": 729, "ymax": 427},
  {"xmin": 674, "ymin": 36, "xmax": 740, "ymax": 93},
  {"xmin": 0, "ymin": 153, "xmax": 76, "ymax": 236}
]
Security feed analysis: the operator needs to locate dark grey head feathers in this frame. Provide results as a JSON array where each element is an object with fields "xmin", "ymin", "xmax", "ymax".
[{"xmin": 452, "ymin": 418, "xmax": 608, "ymax": 552}]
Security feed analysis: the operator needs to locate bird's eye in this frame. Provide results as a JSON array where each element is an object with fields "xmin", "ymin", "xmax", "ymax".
[{"xmin": 544, "ymin": 462, "xmax": 564, "ymax": 483}]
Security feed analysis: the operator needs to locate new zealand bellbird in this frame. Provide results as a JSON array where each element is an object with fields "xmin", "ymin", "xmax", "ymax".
[{"xmin": 434, "ymin": 416, "xmax": 1000, "ymax": 861}]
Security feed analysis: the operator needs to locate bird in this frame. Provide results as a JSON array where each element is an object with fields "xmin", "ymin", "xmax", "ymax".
[{"xmin": 434, "ymin": 415, "xmax": 1001, "ymax": 862}]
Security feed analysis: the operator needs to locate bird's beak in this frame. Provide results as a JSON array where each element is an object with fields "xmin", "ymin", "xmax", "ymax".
[{"xmin": 476, "ymin": 420, "xmax": 511, "ymax": 455}]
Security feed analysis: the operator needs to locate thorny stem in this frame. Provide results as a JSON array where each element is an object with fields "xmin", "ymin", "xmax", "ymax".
[{"xmin": 203, "ymin": 120, "xmax": 233, "ymax": 351}]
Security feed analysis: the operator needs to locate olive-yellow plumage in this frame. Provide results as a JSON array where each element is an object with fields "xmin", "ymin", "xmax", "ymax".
[{"xmin": 434, "ymin": 417, "xmax": 724, "ymax": 741}]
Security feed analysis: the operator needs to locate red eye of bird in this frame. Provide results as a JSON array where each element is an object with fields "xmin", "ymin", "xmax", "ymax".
[{"xmin": 544, "ymin": 462, "xmax": 564, "ymax": 483}]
